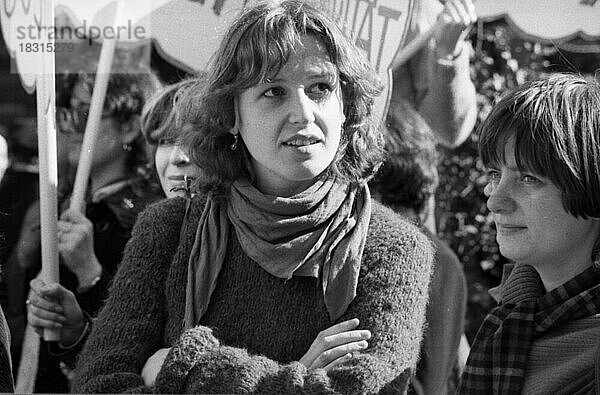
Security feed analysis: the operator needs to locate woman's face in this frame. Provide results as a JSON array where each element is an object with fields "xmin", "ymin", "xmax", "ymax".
[
  {"xmin": 236, "ymin": 34, "xmax": 345, "ymax": 197},
  {"xmin": 155, "ymin": 138, "xmax": 201, "ymax": 198},
  {"xmin": 63, "ymin": 81, "xmax": 130, "ymax": 171},
  {"xmin": 485, "ymin": 138, "xmax": 600, "ymax": 275}
]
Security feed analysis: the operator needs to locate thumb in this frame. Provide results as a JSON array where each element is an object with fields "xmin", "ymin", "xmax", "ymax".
[{"xmin": 40, "ymin": 282, "xmax": 71, "ymax": 301}]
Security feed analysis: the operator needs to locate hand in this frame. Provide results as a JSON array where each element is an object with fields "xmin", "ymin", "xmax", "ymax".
[
  {"xmin": 434, "ymin": 0, "xmax": 477, "ymax": 59},
  {"xmin": 299, "ymin": 318, "xmax": 371, "ymax": 371},
  {"xmin": 27, "ymin": 278, "xmax": 86, "ymax": 346},
  {"xmin": 58, "ymin": 208, "xmax": 102, "ymax": 286},
  {"xmin": 142, "ymin": 348, "xmax": 171, "ymax": 387}
]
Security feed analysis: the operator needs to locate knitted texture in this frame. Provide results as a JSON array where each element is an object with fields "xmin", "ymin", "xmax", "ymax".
[
  {"xmin": 154, "ymin": 326, "xmax": 220, "ymax": 393},
  {"xmin": 460, "ymin": 264, "xmax": 600, "ymax": 394},
  {"xmin": 523, "ymin": 315, "xmax": 600, "ymax": 394},
  {"xmin": 73, "ymin": 194, "xmax": 434, "ymax": 394}
]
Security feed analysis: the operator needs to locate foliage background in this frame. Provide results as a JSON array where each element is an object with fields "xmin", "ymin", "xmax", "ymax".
[{"xmin": 436, "ymin": 19, "xmax": 600, "ymax": 341}]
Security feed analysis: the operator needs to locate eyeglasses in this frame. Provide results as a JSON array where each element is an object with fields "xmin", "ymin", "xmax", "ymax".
[{"xmin": 57, "ymin": 105, "xmax": 112, "ymax": 135}]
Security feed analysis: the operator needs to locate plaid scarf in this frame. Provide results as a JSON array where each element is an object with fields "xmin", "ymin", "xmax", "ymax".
[{"xmin": 458, "ymin": 264, "xmax": 600, "ymax": 394}]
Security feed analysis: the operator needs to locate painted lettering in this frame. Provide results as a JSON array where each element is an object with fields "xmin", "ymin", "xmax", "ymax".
[
  {"xmin": 376, "ymin": 5, "xmax": 402, "ymax": 70},
  {"xmin": 355, "ymin": 0, "xmax": 374, "ymax": 61},
  {"xmin": 3, "ymin": 0, "xmax": 17, "ymax": 18}
]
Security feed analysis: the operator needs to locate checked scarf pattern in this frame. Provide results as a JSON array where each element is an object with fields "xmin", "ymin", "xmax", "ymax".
[{"xmin": 458, "ymin": 264, "xmax": 600, "ymax": 394}]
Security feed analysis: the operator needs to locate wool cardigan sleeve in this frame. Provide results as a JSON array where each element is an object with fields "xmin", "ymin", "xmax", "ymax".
[
  {"xmin": 72, "ymin": 198, "xmax": 188, "ymax": 393},
  {"xmin": 153, "ymin": 204, "xmax": 435, "ymax": 394}
]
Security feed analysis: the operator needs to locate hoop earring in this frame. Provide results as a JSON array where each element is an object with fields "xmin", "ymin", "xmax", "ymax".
[
  {"xmin": 122, "ymin": 143, "xmax": 133, "ymax": 152},
  {"xmin": 230, "ymin": 134, "xmax": 239, "ymax": 151}
]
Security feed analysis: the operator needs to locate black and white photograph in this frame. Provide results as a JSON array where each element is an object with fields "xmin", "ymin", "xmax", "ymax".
[{"xmin": 0, "ymin": 0, "xmax": 599, "ymax": 393}]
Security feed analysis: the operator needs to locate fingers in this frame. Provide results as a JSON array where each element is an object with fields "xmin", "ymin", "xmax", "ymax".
[
  {"xmin": 444, "ymin": 0, "xmax": 477, "ymax": 25},
  {"xmin": 452, "ymin": 2, "xmax": 471, "ymax": 24},
  {"xmin": 27, "ymin": 293, "xmax": 66, "ymax": 330},
  {"xmin": 319, "ymin": 318, "xmax": 360, "ymax": 337},
  {"xmin": 300, "ymin": 318, "xmax": 371, "ymax": 370},
  {"xmin": 317, "ymin": 319, "xmax": 371, "ymax": 351},
  {"xmin": 310, "ymin": 340, "xmax": 369, "ymax": 370},
  {"xmin": 58, "ymin": 210, "xmax": 92, "ymax": 242},
  {"xmin": 319, "ymin": 329, "xmax": 371, "ymax": 352},
  {"xmin": 434, "ymin": 0, "xmax": 476, "ymax": 58},
  {"xmin": 57, "ymin": 218, "xmax": 93, "ymax": 259},
  {"xmin": 28, "ymin": 303, "xmax": 66, "ymax": 327},
  {"xmin": 28, "ymin": 311, "xmax": 64, "ymax": 330},
  {"xmin": 444, "ymin": 1, "xmax": 461, "ymax": 23},
  {"xmin": 57, "ymin": 221, "xmax": 71, "ymax": 233},
  {"xmin": 322, "ymin": 352, "xmax": 354, "ymax": 372},
  {"xmin": 30, "ymin": 279, "xmax": 70, "ymax": 305},
  {"xmin": 27, "ymin": 293, "xmax": 62, "ymax": 314},
  {"xmin": 60, "ymin": 208, "xmax": 89, "ymax": 224},
  {"xmin": 57, "ymin": 220, "xmax": 87, "ymax": 239},
  {"xmin": 461, "ymin": 0, "xmax": 478, "ymax": 22}
]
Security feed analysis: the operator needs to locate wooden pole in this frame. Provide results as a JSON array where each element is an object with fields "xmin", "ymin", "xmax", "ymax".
[
  {"xmin": 69, "ymin": 1, "xmax": 122, "ymax": 212},
  {"xmin": 37, "ymin": 0, "xmax": 60, "ymax": 342}
]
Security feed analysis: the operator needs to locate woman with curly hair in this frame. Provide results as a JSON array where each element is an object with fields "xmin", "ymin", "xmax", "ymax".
[{"xmin": 73, "ymin": 1, "xmax": 434, "ymax": 393}]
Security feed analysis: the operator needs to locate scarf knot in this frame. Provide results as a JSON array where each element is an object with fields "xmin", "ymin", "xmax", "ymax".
[{"xmin": 183, "ymin": 176, "xmax": 372, "ymax": 329}]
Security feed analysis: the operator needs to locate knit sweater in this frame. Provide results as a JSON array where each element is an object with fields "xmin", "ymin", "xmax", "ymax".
[
  {"xmin": 73, "ymin": 194, "xmax": 434, "ymax": 394},
  {"xmin": 522, "ymin": 314, "xmax": 600, "ymax": 394}
]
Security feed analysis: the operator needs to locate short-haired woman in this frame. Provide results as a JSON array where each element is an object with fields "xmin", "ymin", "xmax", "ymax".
[{"xmin": 459, "ymin": 74, "xmax": 600, "ymax": 394}]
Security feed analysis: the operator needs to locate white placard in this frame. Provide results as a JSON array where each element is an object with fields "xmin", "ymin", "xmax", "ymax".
[{"xmin": 476, "ymin": 0, "xmax": 600, "ymax": 42}]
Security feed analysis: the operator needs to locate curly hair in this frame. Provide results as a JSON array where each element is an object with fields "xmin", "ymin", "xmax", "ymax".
[
  {"xmin": 181, "ymin": 0, "xmax": 384, "ymax": 191},
  {"xmin": 479, "ymin": 73, "xmax": 600, "ymax": 220},
  {"xmin": 56, "ymin": 63, "xmax": 162, "ymax": 194},
  {"xmin": 140, "ymin": 78, "xmax": 199, "ymax": 146},
  {"xmin": 370, "ymin": 99, "xmax": 439, "ymax": 215}
]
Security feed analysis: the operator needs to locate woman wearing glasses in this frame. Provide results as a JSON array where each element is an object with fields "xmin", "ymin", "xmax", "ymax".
[{"xmin": 20, "ymin": 65, "xmax": 162, "ymax": 393}]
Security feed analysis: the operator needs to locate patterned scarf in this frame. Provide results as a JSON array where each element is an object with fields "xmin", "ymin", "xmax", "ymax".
[
  {"xmin": 458, "ymin": 264, "xmax": 600, "ymax": 394},
  {"xmin": 183, "ymin": 176, "xmax": 371, "ymax": 329}
]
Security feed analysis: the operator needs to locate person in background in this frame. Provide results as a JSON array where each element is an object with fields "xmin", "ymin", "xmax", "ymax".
[
  {"xmin": 140, "ymin": 79, "xmax": 204, "ymax": 199},
  {"xmin": 392, "ymin": 0, "xmax": 478, "ymax": 149},
  {"xmin": 20, "ymin": 65, "xmax": 162, "ymax": 393},
  {"xmin": 0, "ymin": 118, "xmax": 41, "ymax": 339},
  {"xmin": 370, "ymin": 99, "xmax": 467, "ymax": 395},
  {"xmin": 0, "ymin": 305, "xmax": 13, "ymax": 392},
  {"xmin": 392, "ymin": 0, "xmax": 478, "ymax": 233},
  {"xmin": 72, "ymin": 1, "xmax": 434, "ymax": 393},
  {"xmin": 459, "ymin": 74, "xmax": 600, "ymax": 394}
]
